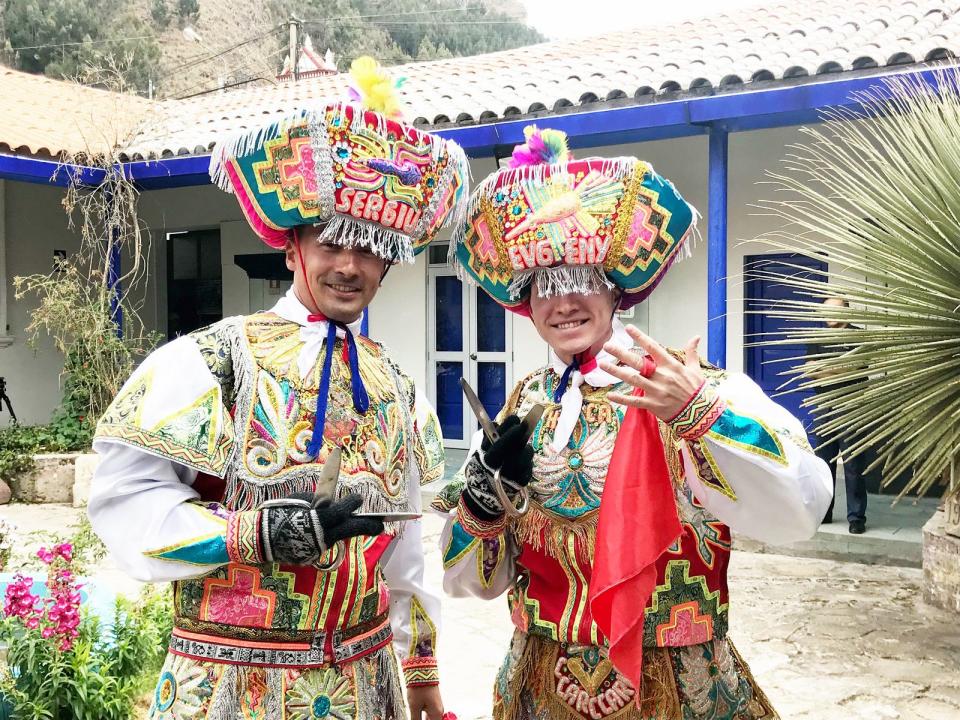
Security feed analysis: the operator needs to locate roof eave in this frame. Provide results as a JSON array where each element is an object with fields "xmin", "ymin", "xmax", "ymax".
[{"xmin": 4, "ymin": 62, "xmax": 956, "ymax": 189}]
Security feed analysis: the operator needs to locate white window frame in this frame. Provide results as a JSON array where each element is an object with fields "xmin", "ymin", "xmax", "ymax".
[{"xmin": 426, "ymin": 246, "xmax": 513, "ymax": 449}]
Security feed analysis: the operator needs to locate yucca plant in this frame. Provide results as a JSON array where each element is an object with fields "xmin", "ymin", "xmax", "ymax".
[{"xmin": 750, "ymin": 67, "xmax": 960, "ymax": 501}]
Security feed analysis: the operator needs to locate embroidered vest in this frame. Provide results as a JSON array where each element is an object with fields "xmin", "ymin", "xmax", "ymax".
[
  {"xmin": 107, "ymin": 313, "xmax": 430, "ymax": 647},
  {"xmin": 503, "ymin": 368, "xmax": 731, "ymax": 648}
]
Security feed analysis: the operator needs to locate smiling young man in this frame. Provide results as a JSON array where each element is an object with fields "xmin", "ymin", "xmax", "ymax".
[
  {"xmin": 88, "ymin": 59, "xmax": 467, "ymax": 720},
  {"xmin": 434, "ymin": 127, "xmax": 832, "ymax": 720}
]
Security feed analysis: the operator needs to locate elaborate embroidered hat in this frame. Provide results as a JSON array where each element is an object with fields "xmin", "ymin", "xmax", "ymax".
[
  {"xmin": 451, "ymin": 126, "xmax": 697, "ymax": 312},
  {"xmin": 209, "ymin": 57, "xmax": 470, "ymax": 264}
]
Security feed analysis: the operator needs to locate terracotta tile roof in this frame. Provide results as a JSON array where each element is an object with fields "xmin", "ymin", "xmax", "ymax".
[
  {"xmin": 122, "ymin": 0, "xmax": 960, "ymax": 159},
  {"xmin": 0, "ymin": 67, "xmax": 155, "ymax": 158},
  {"xmin": 3, "ymin": 0, "xmax": 959, "ymax": 161}
]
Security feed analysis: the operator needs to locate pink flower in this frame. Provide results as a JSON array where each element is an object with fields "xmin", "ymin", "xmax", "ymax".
[
  {"xmin": 36, "ymin": 547, "xmax": 55, "ymax": 564},
  {"xmin": 54, "ymin": 544, "xmax": 73, "ymax": 561},
  {"xmin": 41, "ymin": 627, "xmax": 54, "ymax": 638},
  {"xmin": 25, "ymin": 616, "xmax": 39, "ymax": 629},
  {"xmin": 4, "ymin": 575, "xmax": 40, "ymax": 621}
]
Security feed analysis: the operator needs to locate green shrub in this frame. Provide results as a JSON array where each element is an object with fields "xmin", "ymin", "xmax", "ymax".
[
  {"xmin": 0, "ymin": 420, "xmax": 93, "ymax": 485},
  {"xmin": 0, "ymin": 586, "xmax": 173, "ymax": 720},
  {"xmin": 0, "ymin": 524, "xmax": 171, "ymax": 720}
]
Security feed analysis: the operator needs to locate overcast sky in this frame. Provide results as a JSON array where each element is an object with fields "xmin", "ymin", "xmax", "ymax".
[{"xmin": 520, "ymin": 0, "xmax": 766, "ymax": 39}]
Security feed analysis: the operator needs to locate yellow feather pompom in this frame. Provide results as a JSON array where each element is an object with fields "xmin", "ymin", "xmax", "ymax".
[{"xmin": 349, "ymin": 56, "xmax": 402, "ymax": 118}]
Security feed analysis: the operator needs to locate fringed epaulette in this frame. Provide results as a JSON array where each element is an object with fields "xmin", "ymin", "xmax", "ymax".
[{"xmin": 514, "ymin": 506, "xmax": 599, "ymax": 563}]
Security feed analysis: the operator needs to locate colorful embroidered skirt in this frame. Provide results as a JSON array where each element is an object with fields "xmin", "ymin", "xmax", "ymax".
[
  {"xmin": 148, "ymin": 644, "xmax": 405, "ymax": 719},
  {"xmin": 493, "ymin": 632, "xmax": 777, "ymax": 720}
]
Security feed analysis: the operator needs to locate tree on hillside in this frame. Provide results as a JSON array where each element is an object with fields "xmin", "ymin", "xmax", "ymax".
[
  {"xmin": 0, "ymin": 0, "xmax": 161, "ymax": 93},
  {"xmin": 276, "ymin": 0, "xmax": 543, "ymax": 68},
  {"xmin": 0, "ymin": 0, "xmax": 543, "ymax": 96}
]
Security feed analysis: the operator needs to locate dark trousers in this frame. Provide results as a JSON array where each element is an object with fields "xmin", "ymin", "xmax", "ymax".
[{"xmin": 815, "ymin": 435, "xmax": 867, "ymax": 523}]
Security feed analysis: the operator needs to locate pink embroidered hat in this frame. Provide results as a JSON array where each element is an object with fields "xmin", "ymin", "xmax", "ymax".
[
  {"xmin": 208, "ymin": 57, "xmax": 470, "ymax": 264},
  {"xmin": 451, "ymin": 126, "xmax": 698, "ymax": 313}
]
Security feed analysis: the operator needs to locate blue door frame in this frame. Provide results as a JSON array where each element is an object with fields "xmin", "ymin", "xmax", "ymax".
[{"xmin": 743, "ymin": 252, "xmax": 827, "ymax": 433}]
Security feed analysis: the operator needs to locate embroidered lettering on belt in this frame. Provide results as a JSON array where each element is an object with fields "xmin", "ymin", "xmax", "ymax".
[{"xmin": 554, "ymin": 656, "xmax": 635, "ymax": 719}]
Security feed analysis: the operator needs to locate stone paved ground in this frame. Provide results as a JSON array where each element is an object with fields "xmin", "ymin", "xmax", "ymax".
[{"xmin": 2, "ymin": 503, "xmax": 959, "ymax": 720}]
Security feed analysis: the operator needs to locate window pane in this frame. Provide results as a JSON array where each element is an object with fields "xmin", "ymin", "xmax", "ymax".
[
  {"xmin": 435, "ymin": 275, "xmax": 463, "ymax": 352},
  {"xmin": 477, "ymin": 362, "xmax": 506, "ymax": 422},
  {"xmin": 428, "ymin": 244, "xmax": 449, "ymax": 265},
  {"xmin": 436, "ymin": 361, "xmax": 464, "ymax": 440},
  {"xmin": 476, "ymin": 290, "xmax": 506, "ymax": 352}
]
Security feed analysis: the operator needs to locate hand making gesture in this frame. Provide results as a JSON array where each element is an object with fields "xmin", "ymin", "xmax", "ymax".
[{"xmin": 599, "ymin": 326, "xmax": 706, "ymax": 421}]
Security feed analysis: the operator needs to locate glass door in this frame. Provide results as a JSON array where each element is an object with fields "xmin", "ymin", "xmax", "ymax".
[{"xmin": 428, "ymin": 247, "xmax": 512, "ymax": 448}]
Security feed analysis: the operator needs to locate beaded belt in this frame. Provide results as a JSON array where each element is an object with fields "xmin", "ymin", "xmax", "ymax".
[{"xmin": 169, "ymin": 612, "xmax": 393, "ymax": 668}]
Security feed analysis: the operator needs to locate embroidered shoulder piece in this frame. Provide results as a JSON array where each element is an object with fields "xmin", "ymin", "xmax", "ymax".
[
  {"xmin": 413, "ymin": 405, "xmax": 445, "ymax": 486},
  {"xmin": 95, "ymin": 324, "xmax": 238, "ymax": 476}
]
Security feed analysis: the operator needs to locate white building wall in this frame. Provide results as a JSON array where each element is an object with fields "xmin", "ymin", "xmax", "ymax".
[
  {"xmin": 0, "ymin": 180, "xmax": 8, "ymax": 347},
  {"xmin": 1, "ymin": 182, "xmax": 82, "ymax": 424}
]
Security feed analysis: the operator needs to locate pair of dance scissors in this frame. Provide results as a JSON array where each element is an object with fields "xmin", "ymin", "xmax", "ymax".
[
  {"xmin": 459, "ymin": 378, "xmax": 545, "ymax": 519},
  {"xmin": 261, "ymin": 447, "xmax": 420, "ymax": 571}
]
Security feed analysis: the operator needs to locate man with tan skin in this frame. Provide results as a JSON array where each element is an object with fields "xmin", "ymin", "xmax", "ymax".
[
  {"xmin": 806, "ymin": 296, "xmax": 868, "ymax": 533},
  {"xmin": 88, "ymin": 59, "xmax": 468, "ymax": 719},
  {"xmin": 435, "ymin": 126, "xmax": 832, "ymax": 719}
]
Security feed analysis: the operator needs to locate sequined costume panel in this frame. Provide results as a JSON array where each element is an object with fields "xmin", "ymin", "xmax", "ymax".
[
  {"xmin": 148, "ymin": 644, "xmax": 405, "ymax": 720},
  {"xmin": 492, "ymin": 633, "xmax": 777, "ymax": 720}
]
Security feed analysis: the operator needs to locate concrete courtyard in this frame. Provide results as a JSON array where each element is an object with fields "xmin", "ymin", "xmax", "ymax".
[{"xmin": 1, "ymin": 502, "xmax": 958, "ymax": 720}]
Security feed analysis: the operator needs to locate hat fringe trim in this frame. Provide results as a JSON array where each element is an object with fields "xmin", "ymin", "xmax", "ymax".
[
  {"xmin": 208, "ymin": 113, "xmax": 305, "ymax": 191},
  {"xmin": 509, "ymin": 264, "xmax": 615, "ymax": 300},
  {"xmin": 317, "ymin": 214, "xmax": 416, "ymax": 265}
]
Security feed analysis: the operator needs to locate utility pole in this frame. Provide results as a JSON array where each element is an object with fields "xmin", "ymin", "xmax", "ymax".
[{"xmin": 288, "ymin": 16, "xmax": 301, "ymax": 82}]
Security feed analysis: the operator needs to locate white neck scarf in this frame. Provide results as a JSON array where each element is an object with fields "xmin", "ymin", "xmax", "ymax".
[
  {"xmin": 548, "ymin": 317, "xmax": 635, "ymax": 453},
  {"xmin": 270, "ymin": 289, "xmax": 364, "ymax": 380}
]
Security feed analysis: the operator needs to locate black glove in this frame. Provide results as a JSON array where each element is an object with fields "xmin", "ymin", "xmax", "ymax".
[
  {"xmin": 463, "ymin": 415, "xmax": 535, "ymax": 521},
  {"xmin": 259, "ymin": 493, "xmax": 384, "ymax": 565}
]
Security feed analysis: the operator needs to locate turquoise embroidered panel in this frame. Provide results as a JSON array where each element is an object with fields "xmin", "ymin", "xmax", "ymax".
[
  {"xmin": 706, "ymin": 408, "xmax": 787, "ymax": 465},
  {"xmin": 147, "ymin": 534, "xmax": 229, "ymax": 566},
  {"xmin": 443, "ymin": 521, "xmax": 479, "ymax": 568}
]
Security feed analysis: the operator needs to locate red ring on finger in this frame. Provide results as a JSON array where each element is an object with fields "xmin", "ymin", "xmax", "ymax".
[{"xmin": 640, "ymin": 356, "xmax": 657, "ymax": 379}]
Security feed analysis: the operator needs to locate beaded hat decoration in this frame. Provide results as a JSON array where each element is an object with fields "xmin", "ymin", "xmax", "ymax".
[
  {"xmin": 450, "ymin": 125, "xmax": 697, "ymax": 312},
  {"xmin": 209, "ymin": 57, "xmax": 470, "ymax": 264}
]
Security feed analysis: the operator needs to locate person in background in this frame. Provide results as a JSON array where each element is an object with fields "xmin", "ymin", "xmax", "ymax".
[{"xmin": 805, "ymin": 297, "xmax": 868, "ymax": 534}]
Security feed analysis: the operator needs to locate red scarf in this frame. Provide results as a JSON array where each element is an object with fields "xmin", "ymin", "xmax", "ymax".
[{"xmin": 588, "ymin": 381, "xmax": 683, "ymax": 700}]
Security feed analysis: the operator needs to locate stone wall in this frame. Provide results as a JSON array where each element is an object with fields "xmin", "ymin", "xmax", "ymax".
[
  {"xmin": 10, "ymin": 453, "xmax": 99, "ymax": 505},
  {"xmin": 923, "ymin": 510, "xmax": 960, "ymax": 613}
]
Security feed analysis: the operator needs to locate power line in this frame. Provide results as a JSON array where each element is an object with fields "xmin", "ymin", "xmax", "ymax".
[
  {"xmin": 161, "ymin": 26, "xmax": 285, "ymax": 76},
  {"xmin": 301, "ymin": 5, "xmax": 473, "ymax": 24},
  {"xmin": 178, "ymin": 75, "xmax": 276, "ymax": 99},
  {"xmin": 305, "ymin": 20, "xmax": 537, "ymax": 27},
  {"xmin": 171, "ymin": 44, "xmax": 288, "ymax": 100},
  {"xmin": 11, "ymin": 35, "xmax": 157, "ymax": 52}
]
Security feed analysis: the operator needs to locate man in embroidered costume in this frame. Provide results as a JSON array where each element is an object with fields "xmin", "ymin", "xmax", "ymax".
[
  {"xmin": 89, "ymin": 58, "xmax": 468, "ymax": 720},
  {"xmin": 434, "ymin": 127, "xmax": 833, "ymax": 720}
]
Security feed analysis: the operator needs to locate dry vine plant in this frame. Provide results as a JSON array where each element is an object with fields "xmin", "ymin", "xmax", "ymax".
[{"xmin": 14, "ymin": 56, "xmax": 160, "ymax": 427}]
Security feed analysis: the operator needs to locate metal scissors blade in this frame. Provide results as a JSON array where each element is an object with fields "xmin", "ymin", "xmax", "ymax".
[
  {"xmin": 353, "ymin": 512, "xmax": 422, "ymax": 521},
  {"xmin": 460, "ymin": 377, "xmax": 500, "ymax": 443},
  {"xmin": 520, "ymin": 403, "xmax": 546, "ymax": 444},
  {"xmin": 312, "ymin": 447, "xmax": 342, "ymax": 507}
]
